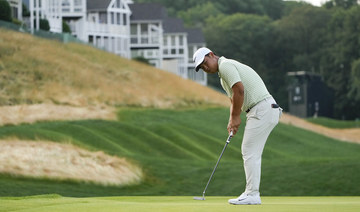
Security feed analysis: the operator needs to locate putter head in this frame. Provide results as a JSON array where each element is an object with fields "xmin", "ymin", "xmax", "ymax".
[{"xmin": 193, "ymin": 196, "xmax": 205, "ymax": 200}]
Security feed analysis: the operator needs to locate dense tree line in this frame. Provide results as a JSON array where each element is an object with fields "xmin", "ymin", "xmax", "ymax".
[{"xmin": 139, "ymin": 0, "xmax": 360, "ymax": 119}]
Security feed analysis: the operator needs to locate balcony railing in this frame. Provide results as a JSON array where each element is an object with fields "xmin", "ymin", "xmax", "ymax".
[{"xmin": 86, "ymin": 22, "xmax": 129, "ymax": 35}]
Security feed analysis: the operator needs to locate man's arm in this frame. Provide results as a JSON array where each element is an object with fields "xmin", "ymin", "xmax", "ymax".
[{"xmin": 227, "ymin": 81, "xmax": 244, "ymax": 135}]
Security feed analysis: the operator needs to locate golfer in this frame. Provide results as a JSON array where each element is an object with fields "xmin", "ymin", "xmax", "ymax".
[{"xmin": 193, "ymin": 47, "xmax": 282, "ymax": 205}]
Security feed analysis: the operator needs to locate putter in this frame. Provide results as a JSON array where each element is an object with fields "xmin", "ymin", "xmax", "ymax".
[{"xmin": 193, "ymin": 131, "xmax": 234, "ymax": 201}]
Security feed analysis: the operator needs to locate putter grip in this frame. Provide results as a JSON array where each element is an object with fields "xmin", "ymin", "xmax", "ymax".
[{"xmin": 227, "ymin": 131, "xmax": 234, "ymax": 143}]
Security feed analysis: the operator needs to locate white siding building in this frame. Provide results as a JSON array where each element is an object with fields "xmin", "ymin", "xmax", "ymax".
[
  {"xmin": 129, "ymin": 2, "xmax": 206, "ymax": 85},
  {"xmin": 7, "ymin": 0, "xmax": 22, "ymax": 20},
  {"xmin": 28, "ymin": 0, "xmax": 132, "ymax": 58},
  {"xmin": 86, "ymin": 0, "xmax": 132, "ymax": 58},
  {"xmin": 161, "ymin": 17, "xmax": 188, "ymax": 79},
  {"xmin": 185, "ymin": 28, "xmax": 207, "ymax": 86},
  {"xmin": 128, "ymin": 3, "xmax": 164, "ymax": 68}
]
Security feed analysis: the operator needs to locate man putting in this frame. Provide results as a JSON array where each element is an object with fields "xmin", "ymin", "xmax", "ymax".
[{"xmin": 193, "ymin": 47, "xmax": 282, "ymax": 205}]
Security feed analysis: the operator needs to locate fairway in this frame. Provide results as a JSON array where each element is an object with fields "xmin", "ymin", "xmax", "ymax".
[{"xmin": 0, "ymin": 195, "xmax": 359, "ymax": 212}]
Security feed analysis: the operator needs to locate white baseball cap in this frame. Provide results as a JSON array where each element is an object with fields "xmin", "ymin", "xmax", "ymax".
[{"xmin": 193, "ymin": 47, "xmax": 212, "ymax": 72}]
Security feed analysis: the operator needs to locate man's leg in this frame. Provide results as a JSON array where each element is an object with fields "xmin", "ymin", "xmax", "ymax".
[{"xmin": 229, "ymin": 99, "xmax": 279, "ymax": 205}]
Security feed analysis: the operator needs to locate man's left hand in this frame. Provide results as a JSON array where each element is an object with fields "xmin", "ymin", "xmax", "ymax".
[{"xmin": 227, "ymin": 115, "xmax": 241, "ymax": 135}]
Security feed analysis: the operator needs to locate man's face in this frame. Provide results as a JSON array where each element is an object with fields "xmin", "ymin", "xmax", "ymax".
[{"xmin": 199, "ymin": 53, "xmax": 218, "ymax": 74}]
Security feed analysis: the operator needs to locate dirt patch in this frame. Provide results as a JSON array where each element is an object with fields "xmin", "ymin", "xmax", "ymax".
[
  {"xmin": 0, "ymin": 140, "xmax": 143, "ymax": 186},
  {"xmin": 280, "ymin": 113, "xmax": 360, "ymax": 144},
  {"xmin": 0, "ymin": 104, "xmax": 117, "ymax": 126}
]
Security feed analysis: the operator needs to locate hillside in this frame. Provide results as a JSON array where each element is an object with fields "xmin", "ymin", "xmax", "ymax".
[
  {"xmin": 0, "ymin": 27, "xmax": 359, "ymax": 143},
  {"xmin": 0, "ymin": 28, "xmax": 229, "ymax": 108}
]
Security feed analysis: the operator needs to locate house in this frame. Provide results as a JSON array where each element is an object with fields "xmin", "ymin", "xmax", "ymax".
[
  {"xmin": 86, "ymin": 0, "xmax": 132, "ymax": 58},
  {"xmin": 6, "ymin": 0, "xmax": 22, "ymax": 20},
  {"xmin": 129, "ymin": 2, "xmax": 206, "ymax": 85},
  {"xmin": 161, "ymin": 17, "xmax": 188, "ymax": 79},
  {"xmin": 28, "ymin": 0, "xmax": 132, "ymax": 58},
  {"xmin": 185, "ymin": 28, "xmax": 207, "ymax": 86},
  {"xmin": 128, "ymin": 2, "xmax": 165, "ymax": 68}
]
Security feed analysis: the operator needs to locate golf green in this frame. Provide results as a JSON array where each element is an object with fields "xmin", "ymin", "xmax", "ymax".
[{"xmin": 1, "ymin": 195, "xmax": 359, "ymax": 212}]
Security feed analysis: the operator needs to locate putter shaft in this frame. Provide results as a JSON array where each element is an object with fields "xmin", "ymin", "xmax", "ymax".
[{"xmin": 199, "ymin": 132, "xmax": 233, "ymax": 199}]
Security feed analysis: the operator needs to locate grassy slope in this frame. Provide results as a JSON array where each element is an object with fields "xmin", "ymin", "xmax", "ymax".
[
  {"xmin": 307, "ymin": 117, "xmax": 360, "ymax": 128},
  {"xmin": 0, "ymin": 108, "xmax": 359, "ymax": 197},
  {"xmin": 1, "ymin": 195, "xmax": 360, "ymax": 212},
  {"xmin": 0, "ymin": 28, "xmax": 228, "ymax": 108}
]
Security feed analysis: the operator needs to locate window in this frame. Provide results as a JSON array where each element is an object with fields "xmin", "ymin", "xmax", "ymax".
[
  {"xmin": 179, "ymin": 35, "xmax": 183, "ymax": 45},
  {"xmin": 171, "ymin": 36, "xmax": 176, "ymax": 46},
  {"xmin": 141, "ymin": 24, "xmax": 148, "ymax": 35},
  {"xmin": 130, "ymin": 25, "xmax": 137, "ymax": 35},
  {"xmin": 74, "ymin": 0, "xmax": 82, "ymax": 6}
]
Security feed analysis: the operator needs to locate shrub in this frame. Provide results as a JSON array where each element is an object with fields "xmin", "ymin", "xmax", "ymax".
[
  {"xmin": 34, "ymin": 19, "xmax": 50, "ymax": 31},
  {"xmin": 0, "ymin": 0, "xmax": 12, "ymax": 22},
  {"xmin": 63, "ymin": 21, "xmax": 71, "ymax": 33}
]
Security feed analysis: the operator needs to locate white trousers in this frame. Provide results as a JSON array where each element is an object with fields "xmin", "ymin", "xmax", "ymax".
[{"xmin": 242, "ymin": 97, "xmax": 281, "ymax": 196}]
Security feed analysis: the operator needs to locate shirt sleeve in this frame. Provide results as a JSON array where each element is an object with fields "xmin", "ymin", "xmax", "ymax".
[{"xmin": 219, "ymin": 61, "xmax": 241, "ymax": 88}]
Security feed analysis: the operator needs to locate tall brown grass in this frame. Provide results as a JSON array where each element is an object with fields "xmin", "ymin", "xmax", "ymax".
[
  {"xmin": 0, "ymin": 28, "xmax": 229, "ymax": 108},
  {"xmin": 0, "ymin": 140, "xmax": 143, "ymax": 186}
]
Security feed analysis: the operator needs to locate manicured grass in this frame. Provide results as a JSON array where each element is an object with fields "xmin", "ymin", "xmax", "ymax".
[
  {"xmin": 0, "ymin": 195, "xmax": 359, "ymax": 212},
  {"xmin": 0, "ymin": 107, "xmax": 359, "ymax": 197},
  {"xmin": 306, "ymin": 117, "xmax": 360, "ymax": 128}
]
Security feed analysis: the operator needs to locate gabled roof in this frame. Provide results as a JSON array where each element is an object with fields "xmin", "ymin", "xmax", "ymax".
[
  {"xmin": 87, "ymin": 0, "xmax": 112, "ymax": 11},
  {"xmin": 129, "ymin": 3, "xmax": 167, "ymax": 21},
  {"xmin": 185, "ymin": 28, "xmax": 205, "ymax": 44},
  {"xmin": 163, "ymin": 17, "xmax": 186, "ymax": 34}
]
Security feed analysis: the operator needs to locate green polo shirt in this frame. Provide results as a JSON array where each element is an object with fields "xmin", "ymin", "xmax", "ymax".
[{"xmin": 218, "ymin": 56, "xmax": 271, "ymax": 112}]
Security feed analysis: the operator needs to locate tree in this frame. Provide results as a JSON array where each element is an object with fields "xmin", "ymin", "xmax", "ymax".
[
  {"xmin": 203, "ymin": 13, "xmax": 282, "ymax": 103},
  {"xmin": 273, "ymin": 5, "xmax": 331, "ymax": 72},
  {"xmin": 348, "ymin": 59, "xmax": 360, "ymax": 101},
  {"xmin": 34, "ymin": 19, "xmax": 50, "ymax": 31},
  {"xmin": 178, "ymin": 2, "xmax": 222, "ymax": 28},
  {"xmin": 0, "ymin": 0, "xmax": 12, "ymax": 22},
  {"xmin": 324, "ymin": 0, "xmax": 359, "ymax": 9},
  {"xmin": 320, "ymin": 6, "xmax": 360, "ymax": 119}
]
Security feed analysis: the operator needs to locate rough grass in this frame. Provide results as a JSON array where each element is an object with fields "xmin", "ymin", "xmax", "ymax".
[
  {"xmin": 0, "ymin": 28, "xmax": 228, "ymax": 108},
  {"xmin": 0, "ymin": 140, "xmax": 143, "ymax": 186},
  {"xmin": 0, "ymin": 104, "xmax": 116, "ymax": 126}
]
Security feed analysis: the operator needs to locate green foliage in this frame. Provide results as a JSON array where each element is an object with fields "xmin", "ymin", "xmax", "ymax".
[
  {"xmin": 320, "ymin": 6, "xmax": 360, "ymax": 118},
  {"xmin": 133, "ymin": 56, "xmax": 151, "ymax": 65},
  {"xmin": 178, "ymin": 2, "xmax": 223, "ymax": 28},
  {"xmin": 136, "ymin": 0, "xmax": 286, "ymax": 20},
  {"xmin": 324, "ymin": 0, "xmax": 359, "ymax": 9},
  {"xmin": 0, "ymin": 0, "xmax": 12, "ymax": 22},
  {"xmin": 204, "ymin": 13, "xmax": 272, "ymax": 71},
  {"xmin": 0, "ymin": 108, "xmax": 359, "ymax": 197},
  {"xmin": 33, "ymin": 19, "xmax": 50, "ymax": 31},
  {"xmin": 348, "ymin": 58, "xmax": 360, "ymax": 101},
  {"xmin": 22, "ymin": 3, "xmax": 30, "ymax": 17},
  {"xmin": 62, "ymin": 21, "xmax": 71, "ymax": 33}
]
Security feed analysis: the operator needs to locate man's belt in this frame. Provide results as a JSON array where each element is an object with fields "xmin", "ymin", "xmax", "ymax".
[{"xmin": 246, "ymin": 103, "xmax": 279, "ymax": 113}]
